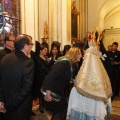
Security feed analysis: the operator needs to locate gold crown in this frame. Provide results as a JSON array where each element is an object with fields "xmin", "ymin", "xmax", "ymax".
[{"xmin": 92, "ymin": 27, "xmax": 101, "ymax": 45}]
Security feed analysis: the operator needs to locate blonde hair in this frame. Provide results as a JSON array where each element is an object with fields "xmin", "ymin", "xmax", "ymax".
[{"xmin": 58, "ymin": 47, "xmax": 80, "ymax": 63}]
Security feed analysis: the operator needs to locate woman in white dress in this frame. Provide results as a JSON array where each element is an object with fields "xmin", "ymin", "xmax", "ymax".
[{"xmin": 67, "ymin": 27, "xmax": 113, "ymax": 120}]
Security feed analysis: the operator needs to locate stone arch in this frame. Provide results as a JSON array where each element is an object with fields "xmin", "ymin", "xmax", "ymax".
[{"xmin": 98, "ymin": 0, "xmax": 120, "ymax": 31}]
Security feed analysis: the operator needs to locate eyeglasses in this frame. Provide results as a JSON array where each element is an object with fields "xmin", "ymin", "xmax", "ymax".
[
  {"xmin": 7, "ymin": 40, "xmax": 15, "ymax": 42},
  {"xmin": 29, "ymin": 43, "xmax": 34, "ymax": 45}
]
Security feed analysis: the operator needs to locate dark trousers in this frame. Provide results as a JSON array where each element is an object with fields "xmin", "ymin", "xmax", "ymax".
[
  {"xmin": 65, "ymin": 83, "xmax": 74, "ymax": 97},
  {"xmin": 0, "ymin": 113, "xmax": 5, "ymax": 120},
  {"xmin": 51, "ymin": 108, "xmax": 67, "ymax": 120},
  {"xmin": 112, "ymin": 68, "xmax": 120, "ymax": 97}
]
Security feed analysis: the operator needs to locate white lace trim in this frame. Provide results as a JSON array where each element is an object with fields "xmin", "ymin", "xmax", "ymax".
[
  {"xmin": 70, "ymin": 107, "xmax": 106, "ymax": 120},
  {"xmin": 67, "ymin": 87, "xmax": 112, "ymax": 120}
]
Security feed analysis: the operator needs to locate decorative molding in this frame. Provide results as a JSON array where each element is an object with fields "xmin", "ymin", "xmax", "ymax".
[{"xmin": 104, "ymin": 28, "xmax": 120, "ymax": 34}]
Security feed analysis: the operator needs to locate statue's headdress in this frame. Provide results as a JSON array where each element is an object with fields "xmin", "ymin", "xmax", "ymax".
[
  {"xmin": 91, "ymin": 27, "xmax": 101, "ymax": 45},
  {"xmin": 85, "ymin": 27, "xmax": 103, "ymax": 50}
]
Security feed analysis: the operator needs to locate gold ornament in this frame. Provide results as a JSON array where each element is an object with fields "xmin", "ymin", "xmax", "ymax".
[{"xmin": 91, "ymin": 27, "xmax": 101, "ymax": 46}]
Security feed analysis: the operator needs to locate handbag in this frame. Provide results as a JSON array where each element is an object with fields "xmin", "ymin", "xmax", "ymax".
[{"xmin": 40, "ymin": 87, "xmax": 62, "ymax": 102}]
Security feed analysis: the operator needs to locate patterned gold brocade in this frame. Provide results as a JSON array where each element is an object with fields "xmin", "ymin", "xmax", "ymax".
[{"xmin": 75, "ymin": 46, "xmax": 113, "ymax": 102}]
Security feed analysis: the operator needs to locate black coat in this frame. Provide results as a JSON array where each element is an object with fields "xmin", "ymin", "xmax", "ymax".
[
  {"xmin": 38, "ymin": 57, "xmax": 50, "ymax": 89},
  {"xmin": 43, "ymin": 60, "xmax": 71, "ymax": 113},
  {"xmin": 0, "ymin": 48, "xmax": 13, "ymax": 102},
  {"xmin": 33, "ymin": 56, "xmax": 50, "ymax": 99},
  {"xmin": 0, "ymin": 50, "xmax": 34, "ymax": 120},
  {"xmin": 100, "ymin": 53, "xmax": 113, "ymax": 83},
  {"xmin": 0, "ymin": 47, "xmax": 13, "ymax": 60},
  {"xmin": 108, "ymin": 50, "xmax": 120, "ymax": 69},
  {"xmin": 0, "ymin": 47, "xmax": 14, "ymax": 120}
]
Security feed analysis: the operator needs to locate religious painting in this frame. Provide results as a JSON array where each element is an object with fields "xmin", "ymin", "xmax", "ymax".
[
  {"xmin": 71, "ymin": 1, "xmax": 80, "ymax": 42},
  {"xmin": 71, "ymin": 13, "xmax": 78, "ymax": 39},
  {"xmin": 0, "ymin": 0, "xmax": 20, "ymax": 44}
]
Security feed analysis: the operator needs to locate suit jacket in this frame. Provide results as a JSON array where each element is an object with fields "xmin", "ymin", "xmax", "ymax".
[
  {"xmin": 0, "ymin": 47, "xmax": 13, "ymax": 60},
  {"xmin": 30, "ymin": 50, "xmax": 36, "ymax": 60},
  {"xmin": 0, "ymin": 50, "xmax": 34, "ymax": 120}
]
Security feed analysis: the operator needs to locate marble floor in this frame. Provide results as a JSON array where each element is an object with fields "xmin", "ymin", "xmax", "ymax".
[
  {"xmin": 30, "ymin": 105, "xmax": 52, "ymax": 120},
  {"xmin": 110, "ymin": 97, "xmax": 120, "ymax": 120},
  {"xmin": 30, "ymin": 97, "xmax": 120, "ymax": 120}
]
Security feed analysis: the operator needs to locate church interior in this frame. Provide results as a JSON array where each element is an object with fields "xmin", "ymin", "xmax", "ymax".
[
  {"xmin": 1, "ymin": 0, "xmax": 120, "ymax": 50},
  {"xmin": 20, "ymin": 0, "xmax": 120, "ymax": 50},
  {"xmin": 0, "ymin": 0, "xmax": 120, "ymax": 50},
  {"xmin": 0, "ymin": 0, "xmax": 120, "ymax": 120}
]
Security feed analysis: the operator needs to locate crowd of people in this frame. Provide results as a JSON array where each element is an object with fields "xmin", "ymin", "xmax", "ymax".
[{"xmin": 0, "ymin": 27, "xmax": 120, "ymax": 120}]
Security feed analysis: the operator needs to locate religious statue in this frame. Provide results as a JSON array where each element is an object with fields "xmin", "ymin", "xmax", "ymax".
[{"xmin": 44, "ymin": 20, "xmax": 48, "ymax": 38}]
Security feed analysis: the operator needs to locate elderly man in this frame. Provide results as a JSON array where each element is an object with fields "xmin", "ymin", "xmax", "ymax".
[{"xmin": 0, "ymin": 34, "xmax": 34, "ymax": 120}]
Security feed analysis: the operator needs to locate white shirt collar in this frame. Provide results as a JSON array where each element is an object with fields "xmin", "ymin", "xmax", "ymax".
[{"xmin": 21, "ymin": 50, "xmax": 27, "ymax": 56}]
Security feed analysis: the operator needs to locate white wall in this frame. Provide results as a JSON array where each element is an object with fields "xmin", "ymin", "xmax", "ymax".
[
  {"xmin": 20, "ymin": 0, "xmax": 39, "ymax": 51},
  {"xmin": 87, "ymin": 0, "xmax": 106, "ymax": 32},
  {"xmin": 104, "ymin": 12, "xmax": 120, "ymax": 29},
  {"xmin": 103, "ymin": 5, "xmax": 120, "ymax": 50},
  {"xmin": 104, "ymin": 34, "xmax": 120, "ymax": 50},
  {"xmin": 87, "ymin": 0, "xmax": 120, "ymax": 50},
  {"xmin": 20, "ymin": 0, "xmax": 49, "ymax": 43}
]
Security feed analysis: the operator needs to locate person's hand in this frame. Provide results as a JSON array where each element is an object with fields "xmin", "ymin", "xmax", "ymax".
[
  {"xmin": 114, "ymin": 61, "xmax": 119, "ymax": 65},
  {"xmin": 0, "ymin": 102, "xmax": 6, "ymax": 113},
  {"xmin": 44, "ymin": 90, "xmax": 52, "ymax": 102}
]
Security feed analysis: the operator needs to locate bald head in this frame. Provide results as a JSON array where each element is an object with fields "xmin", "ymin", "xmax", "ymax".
[
  {"xmin": 14, "ymin": 34, "xmax": 33, "ymax": 56},
  {"xmin": 14, "ymin": 34, "xmax": 30, "ymax": 50}
]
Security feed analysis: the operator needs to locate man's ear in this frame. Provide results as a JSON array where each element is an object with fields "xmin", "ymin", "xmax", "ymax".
[
  {"xmin": 24, "ymin": 44, "xmax": 28, "ymax": 47},
  {"xmin": 22, "ymin": 44, "xmax": 28, "ymax": 51}
]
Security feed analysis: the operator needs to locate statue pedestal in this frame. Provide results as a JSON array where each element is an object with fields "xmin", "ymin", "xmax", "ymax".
[{"xmin": 41, "ymin": 38, "xmax": 49, "ymax": 42}]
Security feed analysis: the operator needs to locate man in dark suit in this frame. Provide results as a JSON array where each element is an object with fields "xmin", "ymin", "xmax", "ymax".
[
  {"xmin": 0, "ymin": 34, "xmax": 15, "ymax": 120},
  {"xmin": 0, "ymin": 35, "xmax": 15, "ymax": 59},
  {"xmin": 109, "ymin": 42, "xmax": 120, "ymax": 98},
  {"xmin": 0, "ymin": 34, "xmax": 34, "ymax": 120}
]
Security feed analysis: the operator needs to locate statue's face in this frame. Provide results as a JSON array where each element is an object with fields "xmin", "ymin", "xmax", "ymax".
[{"xmin": 87, "ymin": 33, "xmax": 93, "ymax": 41}]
